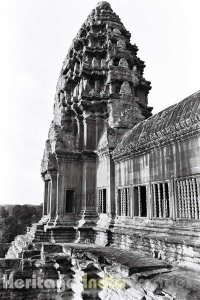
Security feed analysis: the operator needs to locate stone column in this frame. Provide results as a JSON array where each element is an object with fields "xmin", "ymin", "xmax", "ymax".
[
  {"xmin": 83, "ymin": 116, "xmax": 96, "ymax": 151},
  {"xmin": 96, "ymin": 116, "xmax": 104, "ymax": 147},
  {"xmin": 49, "ymin": 171, "xmax": 57, "ymax": 222},
  {"xmin": 77, "ymin": 116, "xmax": 84, "ymax": 151},
  {"xmin": 81, "ymin": 154, "xmax": 97, "ymax": 217},
  {"xmin": 115, "ymin": 187, "xmax": 119, "ymax": 216},
  {"xmin": 56, "ymin": 172, "xmax": 65, "ymax": 221},
  {"xmin": 146, "ymin": 183, "xmax": 152, "ymax": 219},
  {"xmin": 170, "ymin": 178, "xmax": 176, "ymax": 220},
  {"xmin": 108, "ymin": 154, "xmax": 115, "ymax": 215},
  {"xmin": 43, "ymin": 180, "xmax": 48, "ymax": 216},
  {"xmin": 79, "ymin": 114, "xmax": 97, "ymax": 220},
  {"xmin": 47, "ymin": 181, "xmax": 51, "ymax": 214}
]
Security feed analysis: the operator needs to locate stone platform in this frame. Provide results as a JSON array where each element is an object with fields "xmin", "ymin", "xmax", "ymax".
[
  {"xmin": 3, "ymin": 238, "xmax": 200, "ymax": 299},
  {"xmin": 36, "ymin": 243, "xmax": 200, "ymax": 299}
]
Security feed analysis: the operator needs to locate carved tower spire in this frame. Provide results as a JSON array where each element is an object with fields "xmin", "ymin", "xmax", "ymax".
[
  {"xmin": 40, "ymin": 2, "xmax": 152, "ymax": 240},
  {"xmin": 52, "ymin": 0, "xmax": 152, "ymax": 152}
]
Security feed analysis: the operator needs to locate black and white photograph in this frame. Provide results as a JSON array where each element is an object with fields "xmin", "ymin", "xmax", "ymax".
[{"xmin": 0, "ymin": 0, "xmax": 200, "ymax": 299}]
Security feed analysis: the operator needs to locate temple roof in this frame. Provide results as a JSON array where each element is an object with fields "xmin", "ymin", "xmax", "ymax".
[{"xmin": 113, "ymin": 90, "xmax": 200, "ymax": 160}]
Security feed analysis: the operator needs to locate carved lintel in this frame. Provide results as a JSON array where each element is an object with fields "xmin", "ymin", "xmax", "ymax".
[
  {"xmin": 41, "ymin": 146, "xmax": 57, "ymax": 175},
  {"xmin": 119, "ymin": 58, "xmax": 129, "ymax": 68}
]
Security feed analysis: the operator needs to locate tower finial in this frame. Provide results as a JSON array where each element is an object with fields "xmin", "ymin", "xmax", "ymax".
[{"xmin": 96, "ymin": 1, "xmax": 111, "ymax": 9}]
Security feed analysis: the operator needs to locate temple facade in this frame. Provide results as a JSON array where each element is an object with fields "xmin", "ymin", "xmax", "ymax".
[{"xmin": 39, "ymin": 1, "xmax": 200, "ymax": 267}]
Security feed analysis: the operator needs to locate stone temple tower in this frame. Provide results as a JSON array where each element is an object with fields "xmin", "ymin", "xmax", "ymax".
[{"xmin": 40, "ymin": 1, "xmax": 152, "ymax": 242}]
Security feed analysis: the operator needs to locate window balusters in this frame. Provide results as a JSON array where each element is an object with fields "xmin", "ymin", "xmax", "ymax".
[
  {"xmin": 118, "ymin": 188, "xmax": 130, "ymax": 217},
  {"xmin": 98, "ymin": 189, "xmax": 107, "ymax": 213},
  {"xmin": 152, "ymin": 182, "xmax": 170, "ymax": 218},
  {"xmin": 176, "ymin": 177, "xmax": 200, "ymax": 219},
  {"xmin": 116, "ymin": 176, "xmax": 200, "ymax": 221}
]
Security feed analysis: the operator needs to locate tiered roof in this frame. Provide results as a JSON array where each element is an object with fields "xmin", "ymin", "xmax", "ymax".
[{"xmin": 113, "ymin": 90, "xmax": 200, "ymax": 160}]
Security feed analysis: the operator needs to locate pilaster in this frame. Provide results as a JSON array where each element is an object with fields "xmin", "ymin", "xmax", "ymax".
[
  {"xmin": 108, "ymin": 154, "xmax": 115, "ymax": 215},
  {"xmin": 43, "ymin": 180, "xmax": 49, "ymax": 216},
  {"xmin": 83, "ymin": 115, "xmax": 96, "ymax": 151},
  {"xmin": 81, "ymin": 152, "xmax": 97, "ymax": 216},
  {"xmin": 48, "ymin": 171, "xmax": 57, "ymax": 223}
]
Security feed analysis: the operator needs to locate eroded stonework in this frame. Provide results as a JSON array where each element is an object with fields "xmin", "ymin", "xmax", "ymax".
[
  {"xmin": 3, "ymin": 2, "xmax": 200, "ymax": 299},
  {"xmin": 5, "ymin": 4, "xmax": 200, "ymax": 297}
]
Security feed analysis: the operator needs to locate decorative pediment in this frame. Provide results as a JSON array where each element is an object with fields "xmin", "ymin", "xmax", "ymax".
[
  {"xmin": 97, "ymin": 124, "xmax": 118, "ymax": 155},
  {"xmin": 119, "ymin": 58, "xmax": 129, "ymax": 68},
  {"xmin": 113, "ymin": 28, "xmax": 121, "ymax": 35},
  {"xmin": 47, "ymin": 120, "xmax": 78, "ymax": 154},
  {"xmin": 92, "ymin": 57, "xmax": 99, "ymax": 68},
  {"xmin": 101, "ymin": 59, "xmax": 107, "ymax": 68},
  {"xmin": 120, "ymin": 81, "xmax": 132, "ymax": 95},
  {"xmin": 117, "ymin": 39, "xmax": 126, "ymax": 50},
  {"xmin": 41, "ymin": 146, "xmax": 57, "ymax": 175},
  {"xmin": 115, "ymin": 106, "xmax": 145, "ymax": 128}
]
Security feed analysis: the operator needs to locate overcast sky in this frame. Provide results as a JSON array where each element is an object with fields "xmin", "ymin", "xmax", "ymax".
[{"xmin": 0, "ymin": 0, "xmax": 200, "ymax": 205}]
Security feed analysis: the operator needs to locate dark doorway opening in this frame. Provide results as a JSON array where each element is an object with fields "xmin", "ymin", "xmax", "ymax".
[
  {"xmin": 140, "ymin": 185, "xmax": 147, "ymax": 217},
  {"xmin": 65, "ymin": 190, "xmax": 74, "ymax": 213}
]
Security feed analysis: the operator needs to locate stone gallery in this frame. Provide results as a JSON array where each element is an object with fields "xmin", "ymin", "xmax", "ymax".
[
  {"xmin": 39, "ymin": 0, "xmax": 200, "ymax": 264},
  {"xmin": 39, "ymin": 2, "xmax": 200, "ymax": 261},
  {"xmin": 3, "ymin": 1, "xmax": 200, "ymax": 299}
]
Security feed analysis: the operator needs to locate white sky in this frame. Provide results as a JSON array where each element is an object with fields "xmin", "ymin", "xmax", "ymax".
[{"xmin": 0, "ymin": 0, "xmax": 200, "ymax": 205}]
